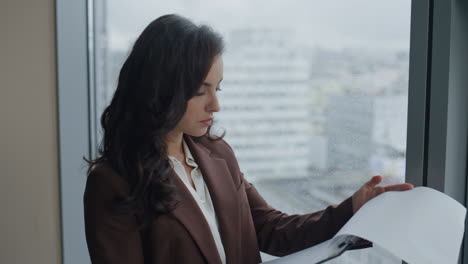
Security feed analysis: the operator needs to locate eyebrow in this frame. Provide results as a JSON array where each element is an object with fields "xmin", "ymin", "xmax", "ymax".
[{"xmin": 202, "ymin": 78, "xmax": 223, "ymax": 87}]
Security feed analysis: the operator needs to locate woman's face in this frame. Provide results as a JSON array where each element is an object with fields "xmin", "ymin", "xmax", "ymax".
[{"xmin": 175, "ymin": 55, "xmax": 223, "ymax": 137}]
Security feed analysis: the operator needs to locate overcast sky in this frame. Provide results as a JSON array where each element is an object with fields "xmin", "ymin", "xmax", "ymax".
[{"xmin": 103, "ymin": 0, "xmax": 411, "ymax": 52}]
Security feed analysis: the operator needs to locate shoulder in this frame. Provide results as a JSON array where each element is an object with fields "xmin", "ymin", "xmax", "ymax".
[
  {"xmin": 190, "ymin": 135, "xmax": 237, "ymax": 159},
  {"xmin": 187, "ymin": 135, "xmax": 243, "ymax": 174},
  {"xmin": 84, "ymin": 162, "xmax": 131, "ymax": 202}
]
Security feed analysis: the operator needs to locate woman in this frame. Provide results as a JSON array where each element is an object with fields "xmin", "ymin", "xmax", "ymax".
[{"xmin": 84, "ymin": 14, "xmax": 413, "ymax": 264}]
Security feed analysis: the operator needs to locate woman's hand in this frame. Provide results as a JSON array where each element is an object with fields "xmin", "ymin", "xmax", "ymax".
[{"xmin": 352, "ymin": 175, "xmax": 414, "ymax": 213}]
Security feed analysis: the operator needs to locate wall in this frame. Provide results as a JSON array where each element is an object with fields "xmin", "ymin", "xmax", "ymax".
[{"xmin": 1, "ymin": 0, "xmax": 62, "ymax": 263}]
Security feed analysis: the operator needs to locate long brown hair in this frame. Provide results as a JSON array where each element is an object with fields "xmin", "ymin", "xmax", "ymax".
[{"xmin": 85, "ymin": 14, "xmax": 225, "ymax": 227}]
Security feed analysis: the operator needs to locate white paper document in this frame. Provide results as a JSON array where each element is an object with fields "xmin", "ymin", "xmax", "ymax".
[{"xmin": 263, "ymin": 187, "xmax": 466, "ymax": 264}]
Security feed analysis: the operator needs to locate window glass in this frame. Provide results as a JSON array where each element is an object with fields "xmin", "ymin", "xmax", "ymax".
[{"xmin": 92, "ymin": 1, "xmax": 411, "ymax": 262}]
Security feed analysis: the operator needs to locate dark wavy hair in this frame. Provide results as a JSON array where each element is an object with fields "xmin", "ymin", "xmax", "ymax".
[{"xmin": 85, "ymin": 14, "xmax": 225, "ymax": 227}]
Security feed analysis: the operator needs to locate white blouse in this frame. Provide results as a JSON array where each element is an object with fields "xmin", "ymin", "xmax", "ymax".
[{"xmin": 168, "ymin": 140, "xmax": 226, "ymax": 264}]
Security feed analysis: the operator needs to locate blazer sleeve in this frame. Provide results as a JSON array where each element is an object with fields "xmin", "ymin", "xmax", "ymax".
[
  {"xmin": 83, "ymin": 166, "xmax": 144, "ymax": 264},
  {"xmin": 242, "ymin": 174, "xmax": 354, "ymax": 257}
]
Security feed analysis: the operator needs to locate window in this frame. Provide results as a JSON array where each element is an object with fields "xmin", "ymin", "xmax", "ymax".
[
  {"xmin": 91, "ymin": 1, "xmax": 411, "ymax": 262},
  {"xmin": 56, "ymin": 1, "xmax": 468, "ymax": 263}
]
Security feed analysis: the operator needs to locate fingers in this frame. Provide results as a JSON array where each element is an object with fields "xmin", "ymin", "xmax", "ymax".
[
  {"xmin": 374, "ymin": 186, "xmax": 385, "ymax": 196},
  {"xmin": 384, "ymin": 183, "xmax": 414, "ymax": 192},
  {"xmin": 366, "ymin": 175, "xmax": 382, "ymax": 188}
]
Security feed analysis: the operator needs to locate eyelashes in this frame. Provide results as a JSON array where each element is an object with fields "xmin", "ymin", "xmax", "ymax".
[{"xmin": 194, "ymin": 87, "xmax": 222, "ymax": 96}]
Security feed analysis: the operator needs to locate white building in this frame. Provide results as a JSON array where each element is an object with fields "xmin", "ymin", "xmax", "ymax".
[
  {"xmin": 326, "ymin": 94, "xmax": 407, "ymax": 180},
  {"xmin": 215, "ymin": 28, "xmax": 312, "ymax": 182}
]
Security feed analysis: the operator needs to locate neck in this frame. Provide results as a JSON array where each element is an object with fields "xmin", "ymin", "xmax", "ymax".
[{"xmin": 166, "ymin": 131, "xmax": 184, "ymax": 158}]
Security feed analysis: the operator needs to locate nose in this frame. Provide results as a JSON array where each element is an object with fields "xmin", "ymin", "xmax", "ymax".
[{"xmin": 207, "ymin": 93, "xmax": 221, "ymax": 113}]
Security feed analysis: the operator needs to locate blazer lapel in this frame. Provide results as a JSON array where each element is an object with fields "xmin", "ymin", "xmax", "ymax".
[
  {"xmin": 170, "ymin": 170, "xmax": 223, "ymax": 264},
  {"xmin": 185, "ymin": 136, "xmax": 241, "ymax": 263}
]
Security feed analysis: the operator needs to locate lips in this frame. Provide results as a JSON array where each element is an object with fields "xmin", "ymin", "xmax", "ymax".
[{"xmin": 200, "ymin": 119, "xmax": 213, "ymax": 126}]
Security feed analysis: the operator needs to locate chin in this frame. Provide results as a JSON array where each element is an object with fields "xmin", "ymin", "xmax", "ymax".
[{"xmin": 186, "ymin": 128, "xmax": 208, "ymax": 137}]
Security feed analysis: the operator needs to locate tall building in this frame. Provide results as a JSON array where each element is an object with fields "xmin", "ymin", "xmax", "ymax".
[
  {"xmin": 215, "ymin": 28, "xmax": 312, "ymax": 182},
  {"xmin": 326, "ymin": 94, "xmax": 407, "ymax": 180},
  {"xmin": 326, "ymin": 94, "xmax": 374, "ymax": 173}
]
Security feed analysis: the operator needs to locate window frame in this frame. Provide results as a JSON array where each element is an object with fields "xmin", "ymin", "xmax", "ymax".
[
  {"xmin": 55, "ymin": 1, "xmax": 92, "ymax": 263},
  {"xmin": 55, "ymin": 0, "xmax": 468, "ymax": 263},
  {"xmin": 407, "ymin": 0, "xmax": 468, "ymax": 262}
]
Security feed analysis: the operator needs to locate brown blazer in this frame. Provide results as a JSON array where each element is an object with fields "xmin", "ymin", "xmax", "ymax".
[{"xmin": 84, "ymin": 135, "xmax": 354, "ymax": 263}]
